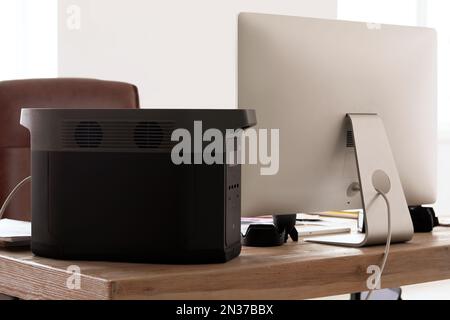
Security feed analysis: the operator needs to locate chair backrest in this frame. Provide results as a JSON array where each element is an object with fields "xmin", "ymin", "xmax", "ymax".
[{"xmin": 0, "ymin": 78, "xmax": 140, "ymax": 221}]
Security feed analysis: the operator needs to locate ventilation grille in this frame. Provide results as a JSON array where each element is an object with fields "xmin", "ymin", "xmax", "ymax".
[
  {"xmin": 346, "ymin": 130, "xmax": 355, "ymax": 148},
  {"xmin": 62, "ymin": 121, "xmax": 175, "ymax": 150},
  {"xmin": 73, "ymin": 121, "xmax": 103, "ymax": 148}
]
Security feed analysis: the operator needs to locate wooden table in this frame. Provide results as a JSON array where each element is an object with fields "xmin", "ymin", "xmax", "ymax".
[{"xmin": 0, "ymin": 227, "xmax": 449, "ymax": 300}]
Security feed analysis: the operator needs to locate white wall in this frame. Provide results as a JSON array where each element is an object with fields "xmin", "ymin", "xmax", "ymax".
[
  {"xmin": 58, "ymin": 0, "xmax": 337, "ymax": 108},
  {"xmin": 0, "ymin": 0, "xmax": 57, "ymax": 80}
]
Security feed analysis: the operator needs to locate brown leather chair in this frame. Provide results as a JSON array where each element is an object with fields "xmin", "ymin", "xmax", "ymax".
[{"xmin": 0, "ymin": 78, "xmax": 140, "ymax": 221}]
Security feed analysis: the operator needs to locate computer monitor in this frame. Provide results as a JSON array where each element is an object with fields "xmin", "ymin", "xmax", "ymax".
[{"xmin": 238, "ymin": 13, "xmax": 437, "ymax": 246}]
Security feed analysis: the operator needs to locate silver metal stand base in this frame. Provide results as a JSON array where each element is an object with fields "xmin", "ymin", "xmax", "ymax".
[{"xmin": 307, "ymin": 114, "xmax": 414, "ymax": 247}]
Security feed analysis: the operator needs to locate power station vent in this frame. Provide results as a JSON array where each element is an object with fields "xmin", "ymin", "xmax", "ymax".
[
  {"xmin": 134, "ymin": 121, "xmax": 173, "ymax": 149},
  {"xmin": 61, "ymin": 121, "xmax": 175, "ymax": 150},
  {"xmin": 73, "ymin": 121, "xmax": 103, "ymax": 148},
  {"xmin": 346, "ymin": 130, "xmax": 355, "ymax": 148}
]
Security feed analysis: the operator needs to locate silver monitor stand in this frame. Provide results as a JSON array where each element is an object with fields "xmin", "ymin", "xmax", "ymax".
[{"xmin": 306, "ymin": 114, "xmax": 414, "ymax": 247}]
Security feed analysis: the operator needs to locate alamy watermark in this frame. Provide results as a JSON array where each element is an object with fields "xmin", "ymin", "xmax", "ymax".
[
  {"xmin": 66, "ymin": 4, "xmax": 81, "ymax": 30},
  {"xmin": 171, "ymin": 121, "xmax": 280, "ymax": 176},
  {"xmin": 366, "ymin": 265, "xmax": 382, "ymax": 291},
  {"xmin": 366, "ymin": 22, "xmax": 381, "ymax": 30},
  {"xmin": 66, "ymin": 265, "xmax": 81, "ymax": 290}
]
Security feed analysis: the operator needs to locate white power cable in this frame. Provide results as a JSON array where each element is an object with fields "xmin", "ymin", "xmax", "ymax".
[
  {"xmin": 0, "ymin": 176, "xmax": 32, "ymax": 220},
  {"xmin": 365, "ymin": 189, "xmax": 392, "ymax": 300}
]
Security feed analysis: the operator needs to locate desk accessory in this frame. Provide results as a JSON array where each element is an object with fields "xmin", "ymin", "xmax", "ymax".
[
  {"xmin": 409, "ymin": 206, "xmax": 439, "ymax": 232},
  {"xmin": 242, "ymin": 214, "xmax": 298, "ymax": 247}
]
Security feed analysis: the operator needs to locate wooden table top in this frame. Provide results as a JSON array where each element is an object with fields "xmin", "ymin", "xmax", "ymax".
[{"xmin": 1, "ymin": 227, "xmax": 450, "ymax": 300}]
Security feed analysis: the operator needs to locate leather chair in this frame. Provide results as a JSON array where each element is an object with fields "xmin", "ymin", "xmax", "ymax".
[{"xmin": 0, "ymin": 78, "xmax": 140, "ymax": 221}]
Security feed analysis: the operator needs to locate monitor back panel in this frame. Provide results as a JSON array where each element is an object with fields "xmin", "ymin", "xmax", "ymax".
[{"xmin": 238, "ymin": 13, "xmax": 437, "ymax": 216}]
